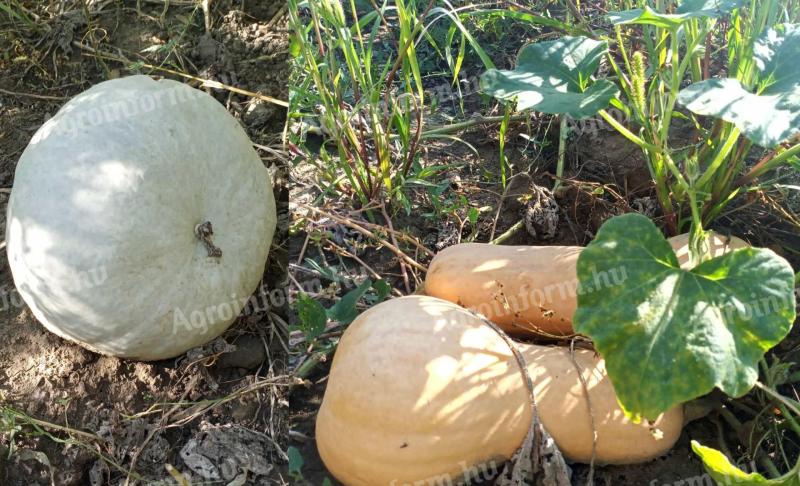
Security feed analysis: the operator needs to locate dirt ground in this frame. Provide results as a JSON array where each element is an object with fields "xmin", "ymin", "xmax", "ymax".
[{"xmin": 0, "ymin": 1, "xmax": 291, "ymax": 484}]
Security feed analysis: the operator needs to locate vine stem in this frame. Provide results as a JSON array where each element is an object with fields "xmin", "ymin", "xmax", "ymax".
[
  {"xmin": 301, "ymin": 204, "xmax": 427, "ymax": 272},
  {"xmin": 755, "ymin": 378, "xmax": 800, "ymax": 439},
  {"xmin": 422, "ymin": 114, "xmax": 532, "ymax": 136},
  {"xmin": 735, "ymin": 142, "xmax": 800, "ymax": 187},
  {"xmin": 569, "ymin": 339, "xmax": 597, "ymax": 486},
  {"xmin": 469, "ymin": 311, "xmax": 571, "ymax": 485},
  {"xmin": 554, "ymin": 115, "xmax": 569, "ymax": 195},
  {"xmin": 753, "ymin": 380, "xmax": 800, "ymax": 478},
  {"xmin": 1, "ymin": 407, "xmax": 101, "ymax": 440},
  {"xmin": 754, "ymin": 381, "xmax": 800, "ymax": 418},
  {"xmin": 382, "ymin": 0, "xmax": 436, "ymax": 117},
  {"xmin": 490, "ymin": 220, "xmax": 524, "ymax": 245},
  {"xmin": 659, "ymin": 29, "xmax": 681, "ymax": 147},
  {"xmin": 561, "ymin": 0, "xmax": 588, "ymax": 30},
  {"xmin": 597, "ymin": 110, "xmax": 658, "ymax": 152},
  {"xmin": 74, "ymin": 41, "xmax": 288, "ymax": 107}
]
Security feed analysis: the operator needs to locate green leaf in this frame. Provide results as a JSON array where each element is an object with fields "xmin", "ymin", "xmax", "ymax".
[
  {"xmin": 429, "ymin": 6, "xmax": 496, "ymax": 71},
  {"xmin": 676, "ymin": 0, "xmax": 747, "ymax": 16},
  {"xmin": 452, "ymin": 8, "xmax": 572, "ymax": 32},
  {"xmin": 372, "ymin": 279, "xmax": 391, "ymax": 302},
  {"xmin": 295, "ymin": 293, "xmax": 328, "ymax": 341},
  {"xmin": 303, "ymin": 258, "xmax": 342, "ymax": 283},
  {"xmin": 573, "ymin": 214, "xmax": 796, "ymax": 420},
  {"xmin": 468, "ymin": 206, "xmax": 479, "ymax": 225},
  {"xmin": 480, "ymin": 36, "xmax": 619, "ymax": 119},
  {"xmin": 692, "ymin": 441, "xmax": 800, "ymax": 485},
  {"xmin": 327, "ymin": 279, "xmax": 373, "ymax": 324},
  {"xmin": 0, "ymin": 2, "xmax": 35, "ymax": 26},
  {"xmin": 607, "ymin": 7, "xmax": 686, "ymax": 29},
  {"xmin": 678, "ymin": 24, "xmax": 800, "ymax": 147},
  {"xmin": 608, "ymin": 1, "xmax": 745, "ymax": 28},
  {"xmin": 289, "ymin": 32, "xmax": 303, "ymax": 58},
  {"xmin": 287, "ymin": 446, "xmax": 305, "ymax": 478},
  {"xmin": 127, "ymin": 61, "xmax": 146, "ymax": 72}
]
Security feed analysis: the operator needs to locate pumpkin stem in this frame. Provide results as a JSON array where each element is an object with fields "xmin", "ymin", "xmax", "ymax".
[{"xmin": 195, "ymin": 221, "xmax": 222, "ymax": 258}]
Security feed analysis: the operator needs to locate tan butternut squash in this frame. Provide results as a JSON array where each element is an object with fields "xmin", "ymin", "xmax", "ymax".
[
  {"xmin": 315, "ymin": 296, "xmax": 684, "ymax": 486},
  {"xmin": 424, "ymin": 232, "xmax": 747, "ymax": 337},
  {"xmin": 425, "ymin": 243, "xmax": 581, "ymax": 337}
]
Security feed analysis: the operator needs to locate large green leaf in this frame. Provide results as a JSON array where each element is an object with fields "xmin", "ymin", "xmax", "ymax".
[
  {"xmin": 692, "ymin": 441, "xmax": 800, "ymax": 485},
  {"xmin": 480, "ymin": 36, "xmax": 618, "ymax": 119},
  {"xmin": 678, "ymin": 24, "xmax": 800, "ymax": 147},
  {"xmin": 573, "ymin": 214, "xmax": 796, "ymax": 420},
  {"xmin": 608, "ymin": 1, "xmax": 745, "ymax": 28},
  {"xmin": 607, "ymin": 7, "xmax": 686, "ymax": 29},
  {"xmin": 676, "ymin": 0, "xmax": 747, "ymax": 16}
]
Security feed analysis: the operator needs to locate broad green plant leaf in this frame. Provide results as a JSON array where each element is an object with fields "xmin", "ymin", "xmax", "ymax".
[
  {"xmin": 607, "ymin": 6, "xmax": 686, "ymax": 29},
  {"xmin": 480, "ymin": 36, "xmax": 618, "ymax": 119},
  {"xmin": 608, "ymin": 0, "xmax": 745, "ymax": 27},
  {"xmin": 692, "ymin": 441, "xmax": 800, "ymax": 485},
  {"xmin": 678, "ymin": 24, "xmax": 800, "ymax": 147},
  {"xmin": 573, "ymin": 214, "xmax": 796, "ymax": 420},
  {"xmin": 676, "ymin": 0, "xmax": 747, "ymax": 16},
  {"xmin": 608, "ymin": 1, "xmax": 745, "ymax": 28}
]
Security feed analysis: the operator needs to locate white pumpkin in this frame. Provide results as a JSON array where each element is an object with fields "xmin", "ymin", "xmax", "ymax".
[{"xmin": 6, "ymin": 75, "xmax": 277, "ymax": 360}]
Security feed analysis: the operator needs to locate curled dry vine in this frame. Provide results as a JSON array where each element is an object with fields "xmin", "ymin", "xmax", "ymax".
[{"xmin": 469, "ymin": 310, "xmax": 571, "ymax": 486}]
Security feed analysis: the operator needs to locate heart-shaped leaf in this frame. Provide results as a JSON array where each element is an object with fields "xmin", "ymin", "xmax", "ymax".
[
  {"xmin": 608, "ymin": 1, "xmax": 745, "ymax": 28},
  {"xmin": 678, "ymin": 24, "xmax": 800, "ymax": 147},
  {"xmin": 573, "ymin": 214, "xmax": 796, "ymax": 420},
  {"xmin": 480, "ymin": 36, "xmax": 618, "ymax": 119},
  {"xmin": 692, "ymin": 441, "xmax": 800, "ymax": 485}
]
